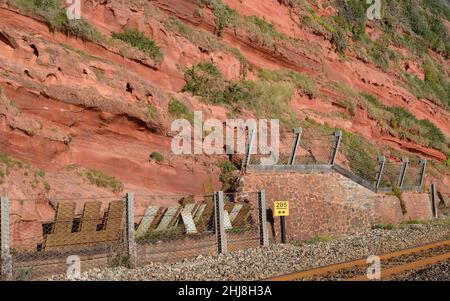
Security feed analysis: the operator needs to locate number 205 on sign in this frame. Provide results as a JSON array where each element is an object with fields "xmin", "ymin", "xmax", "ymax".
[{"xmin": 274, "ymin": 201, "xmax": 289, "ymax": 217}]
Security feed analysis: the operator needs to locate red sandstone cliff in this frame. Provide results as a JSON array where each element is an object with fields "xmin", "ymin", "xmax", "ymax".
[{"xmin": 0, "ymin": 0, "xmax": 448, "ymax": 210}]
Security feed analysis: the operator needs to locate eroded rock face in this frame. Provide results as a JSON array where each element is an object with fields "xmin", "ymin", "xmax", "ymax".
[{"xmin": 0, "ymin": 0, "xmax": 448, "ymax": 218}]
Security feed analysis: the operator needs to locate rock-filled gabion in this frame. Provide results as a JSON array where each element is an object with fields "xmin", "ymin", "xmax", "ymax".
[{"xmin": 49, "ymin": 219, "xmax": 450, "ymax": 281}]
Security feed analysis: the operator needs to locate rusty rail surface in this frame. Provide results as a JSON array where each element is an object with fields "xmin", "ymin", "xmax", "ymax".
[
  {"xmin": 350, "ymin": 252, "xmax": 450, "ymax": 281},
  {"xmin": 266, "ymin": 239, "xmax": 450, "ymax": 281}
]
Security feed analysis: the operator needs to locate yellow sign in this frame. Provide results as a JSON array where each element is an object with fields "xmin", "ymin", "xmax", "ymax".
[{"xmin": 274, "ymin": 201, "xmax": 289, "ymax": 216}]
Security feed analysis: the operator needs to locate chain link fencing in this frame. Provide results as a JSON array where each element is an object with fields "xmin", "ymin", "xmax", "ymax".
[
  {"xmin": 224, "ymin": 191, "xmax": 261, "ymax": 252},
  {"xmin": 5, "ymin": 197, "xmax": 125, "ymax": 280},
  {"xmin": 378, "ymin": 160, "xmax": 403, "ymax": 190},
  {"xmin": 0, "ymin": 190, "xmax": 267, "ymax": 280},
  {"xmin": 134, "ymin": 194, "xmax": 217, "ymax": 265},
  {"xmin": 247, "ymin": 130, "xmax": 336, "ymax": 166},
  {"xmin": 402, "ymin": 158, "xmax": 423, "ymax": 190},
  {"xmin": 335, "ymin": 142, "xmax": 380, "ymax": 188},
  {"xmin": 247, "ymin": 131, "xmax": 291, "ymax": 165},
  {"xmin": 295, "ymin": 131, "xmax": 335, "ymax": 165}
]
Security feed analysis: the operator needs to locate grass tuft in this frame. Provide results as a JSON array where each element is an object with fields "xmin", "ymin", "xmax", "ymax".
[
  {"xmin": 112, "ymin": 29, "xmax": 163, "ymax": 62},
  {"xmin": 149, "ymin": 152, "xmax": 164, "ymax": 164},
  {"xmin": 15, "ymin": 0, "xmax": 103, "ymax": 42}
]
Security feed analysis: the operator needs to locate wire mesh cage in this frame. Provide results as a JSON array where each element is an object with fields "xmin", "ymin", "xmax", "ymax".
[
  {"xmin": 7, "ymin": 197, "xmax": 125, "ymax": 280},
  {"xmin": 224, "ymin": 191, "xmax": 261, "ymax": 252},
  {"xmin": 133, "ymin": 194, "xmax": 217, "ymax": 265}
]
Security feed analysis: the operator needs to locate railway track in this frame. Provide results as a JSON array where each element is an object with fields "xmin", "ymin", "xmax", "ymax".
[{"xmin": 266, "ymin": 239, "xmax": 450, "ymax": 281}]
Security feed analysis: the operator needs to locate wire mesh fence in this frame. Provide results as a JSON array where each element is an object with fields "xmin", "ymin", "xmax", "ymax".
[
  {"xmin": 6, "ymin": 197, "xmax": 125, "ymax": 280},
  {"xmin": 341, "ymin": 148, "xmax": 380, "ymax": 185},
  {"xmin": 402, "ymin": 158, "xmax": 423, "ymax": 190},
  {"xmin": 378, "ymin": 160, "xmax": 402, "ymax": 189},
  {"xmin": 244, "ymin": 126, "xmax": 426, "ymax": 193},
  {"xmin": 134, "ymin": 194, "xmax": 217, "ymax": 265},
  {"xmin": 247, "ymin": 130, "xmax": 336, "ymax": 166},
  {"xmin": 0, "ymin": 190, "xmax": 267, "ymax": 280},
  {"xmin": 224, "ymin": 191, "xmax": 261, "ymax": 252},
  {"xmin": 295, "ymin": 131, "xmax": 335, "ymax": 165},
  {"xmin": 248, "ymin": 131, "xmax": 292, "ymax": 165}
]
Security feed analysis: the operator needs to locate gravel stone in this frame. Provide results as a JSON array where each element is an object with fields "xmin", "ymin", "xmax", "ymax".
[{"xmin": 49, "ymin": 219, "xmax": 450, "ymax": 281}]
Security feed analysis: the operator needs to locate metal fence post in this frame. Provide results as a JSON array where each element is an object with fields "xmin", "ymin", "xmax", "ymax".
[
  {"xmin": 375, "ymin": 156, "xmax": 386, "ymax": 192},
  {"xmin": 398, "ymin": 158, "xmax": 409, "ymax": 189},
  {"xmin": 214, "ymin": 191, "xmax": 227, "ymax": 254},
  {"xmin": 1, "ymin": 196, "xmax": 12, "ymax": 280},
  {"xmin": 125, "ymin": 192, "xmax": 137, "ymax": 265},
  {"xmin": 330, "ymin": 130, "xmax": 342, "ymax": 165},
  {"xmin": 242, "ymin": 129, "xmax": 255, "ymax": 169},
  {"xmin": 288, "ymin": 128, "xmax": 302, "ymax": 165},
  {"xmin": 257, "ymin": 190, "xmax": 268, "ymax": 247},
  {"xmin": 418, "ymin": 159, "xmax": 427, "ymax": 191},
  {"xmin": 431, "ymin": 183, "xmax": 438, "ymax": 218}
]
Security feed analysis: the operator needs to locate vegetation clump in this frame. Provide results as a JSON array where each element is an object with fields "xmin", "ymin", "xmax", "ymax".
[
  {"xmin": 361, "ymin": 93, "xmax": 448, "ymax": 153},
  {"xmin": 306, "ymin": 235, "xmax": 333, "ymax": 244},
  {"xmin": 198, "ymin": 0, "xmax": 238, "ymax": 36},
  {"xmin": 112, "ymin": 29, "xmax": 163, "ymax": 62},
  {"xmin": 66, "ymin": 164, "xmax": 123, "ymax": 193},
  {"xmin": 168, "ymin": 97, "xmax": 194, "ymax": 123},
  {"xmin": 14, "ymin": 0, "xmax": 103, "ymax": 42},
  {"xmin": 149, "ymin": 151, "xmax": 164, "ymax": 164},
  {"xmin": 372, "ymin": 223, "xmax": 396, "ymax": 230},
  {"xmin": 340, "ymin": 130, "xmax": 379, "ymax": 181},
  {"xmin": 182, "ymin": 61, "xmax": 319, "ymax": 129},
  {"xmin": 388, "ymin": 185, "xmax": 408, "ymax": 215},
  {"xmin": 218, "ymin": 159, "xmax": 238, "ymax": 191}
]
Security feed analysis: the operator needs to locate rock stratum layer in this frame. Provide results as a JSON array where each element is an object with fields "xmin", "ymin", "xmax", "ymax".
[{"xmin": 0, "ymin": 0, "xmax": 448, "ymax": 209}]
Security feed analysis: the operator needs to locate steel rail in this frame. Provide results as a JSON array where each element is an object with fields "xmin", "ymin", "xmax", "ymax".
[
  {"xmin": 350, "ymin": 252, "xmax": 450, "ymax": 281},
  {"xmin": 266, "ymin": 239, "xmax": 450, "ymax": 281}
]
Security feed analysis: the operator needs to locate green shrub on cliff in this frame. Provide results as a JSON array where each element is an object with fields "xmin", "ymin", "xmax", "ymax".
[
  {"xmin": 85, "ymin": 169, "xmax": 123, "ymax": 193},
  {"xmin": 15, "ymin": 0, "xmax": 103, "ymax": 42},
  {"xmin": 258, "ymin": 68, "xmax": 317, "ymax": 99},
  {"xmin": 182, "ymin": 61, "xmax": 300, "ymax": 129},
  {"xmin": 168, "ymin": 97, "xmax": 194, "ymax": 123},
  {"xmin": 388, "ymin": 185, "xmax": 407, "ymax": 215},
  {"xmin": 112, "ymin": 29, "xmax": 163, "ymax": 62},
  {"xmin": 340, "ymin": 130, "xmax": 379, "ymax": 182},
  {"xmin": 198, "ymin": 0, "xmax": 238, "ymax": 36},
  {"xmin": 218, "ymin": 159, "xmax": 238, "ymax": 191},
  {"xmin": 66, "ymin": 164, "xmax": 123, "ymax": 193},
  {"xmin": 149, "ymin": 151, "xmax": 164, "ymax": 164},
  {"xmin": 361, "ymin": 93, "xmax": 448, "ymax": 153}
]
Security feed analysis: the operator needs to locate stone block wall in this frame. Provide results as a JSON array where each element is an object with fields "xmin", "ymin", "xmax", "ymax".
[{"xmin": 241, "ymin": 171, "xmax": 434, "ymax": 242}]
